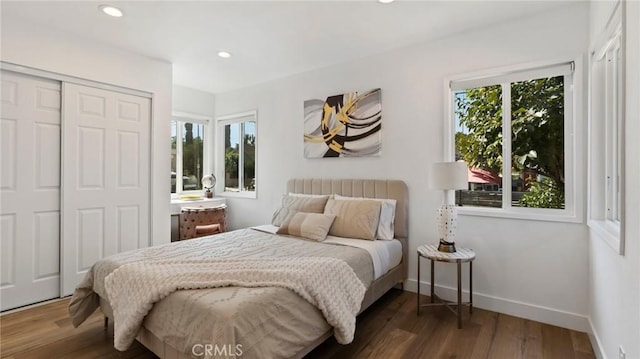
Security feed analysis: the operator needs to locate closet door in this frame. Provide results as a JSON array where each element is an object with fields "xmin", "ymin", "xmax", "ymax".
[
  {"xmin": 61, "ymin": 83, "xmax": 151, "ymax": 296},
  {"xmin": 1, "ymin": 71, "xmax": 61, "ymax": 311}
]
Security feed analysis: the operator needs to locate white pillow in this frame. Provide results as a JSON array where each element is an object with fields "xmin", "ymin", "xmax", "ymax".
[{"xmin": 334, "ymin": 194, "xmax": 396, "ymax": 240}]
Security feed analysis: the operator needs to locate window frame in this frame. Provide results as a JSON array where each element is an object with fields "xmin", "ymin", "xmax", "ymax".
[
  {"xmin": 587, "ymin": 0, "xmax": 625, "ymax": 255},
  {"xmin": 216, "ymin": 110, "xmax": 258, "ymax": 199},
  {"xmin": 171, "ymin": 111, "xmax": 212, "ymax": 199},
  {"xmin": 444, "ymin": 59, "xmax": 584, "ymax": 223}
]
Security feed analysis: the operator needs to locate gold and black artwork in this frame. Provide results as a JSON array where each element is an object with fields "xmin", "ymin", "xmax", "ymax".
[{"xmin": 303, "ymin": 88, "xmax": 381, "ymax": 158}]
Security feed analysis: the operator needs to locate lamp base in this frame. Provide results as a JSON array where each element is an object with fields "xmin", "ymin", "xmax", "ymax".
[
  {"xmin": 438, "ymin": 239, "xmax": 457, "ymax": 253},
  {"xmin": 204, "ymin": 189, "xmax": 213, "ymax": 198}
]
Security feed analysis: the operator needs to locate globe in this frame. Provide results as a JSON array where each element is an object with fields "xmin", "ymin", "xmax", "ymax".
[{"xmin": 201, "ymin": 174, "xmax": 216, "ymax": 190}]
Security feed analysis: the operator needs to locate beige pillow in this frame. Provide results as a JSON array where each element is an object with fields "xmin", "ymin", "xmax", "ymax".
[
  {"xmin": 271, "ymin": 195, "xmax": 330, "ymax": 226},
  {"xmin": 276, "ymin": 212, "xmax": 336, "ymax": 241},
  {"xmin": 334, "ymin": 194, "xmax": 397, "ymax": 240},
  {"xmin": 324, "ymin": 199, "xmax": 382, "ymax": 240}
]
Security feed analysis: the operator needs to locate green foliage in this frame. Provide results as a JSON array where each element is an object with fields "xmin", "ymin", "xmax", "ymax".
[
  {"xmin": 519, "ymin": 177, "xmax": 565, "ymax": 209},
  {"xmin": 455, "ymin": 76, "xmax": 566, "ymax": 206},
  {"xmin": 510, "ymin": 76, "xmax": 565, "ymax": 191},
  {"xmin": 182, "ymin": 124, "xmax": 203, "ymax": 189},
  {"xmin": 455, "ymin": 85, "xmax": 503, "ymax": 175},
  {"xmin": 225, "ymin": 133, "xmax": 255, "ymax": 190},
  {"xmin": 225, "ymin": 146, "xmax": 239, "ymax": 176}
]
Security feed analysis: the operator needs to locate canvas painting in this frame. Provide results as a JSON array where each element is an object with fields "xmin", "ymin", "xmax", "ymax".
[{"xmin": 303, "ymin": 88, "xmax": 382, "ymax": 158}]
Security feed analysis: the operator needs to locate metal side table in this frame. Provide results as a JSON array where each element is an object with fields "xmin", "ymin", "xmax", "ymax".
[{"xmin": 417, "ymin": 244, "xmax": 476, "ymax": 328}]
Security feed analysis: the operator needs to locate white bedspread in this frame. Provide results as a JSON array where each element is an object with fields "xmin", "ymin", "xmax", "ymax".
[{"xmin": 252, "ymin": 225, "xmax": 402, "ymax": 279}]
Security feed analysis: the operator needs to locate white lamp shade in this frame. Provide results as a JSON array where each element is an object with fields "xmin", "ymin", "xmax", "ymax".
[{"xmin": 430, "ymin": 161, "xmax": 468, "ymax": 190}]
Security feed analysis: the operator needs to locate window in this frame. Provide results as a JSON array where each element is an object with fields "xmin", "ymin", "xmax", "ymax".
[
  {"xmin": 171, "ymin": 115, "xmax": 209, "ymax": 194},
  {"xmin": 603, "ymin": 33, "xmax": 623, "ymax": 223},
  {"xmin": 217, "ymin": 111, "xmax": 257, "ymax": 197},
  {"xmin": 588, "ymin": 3, "xmax": 625, "ymax": 254},
  {"xmin": 449, "ymin": 62, "xmax": 576, "ymax": 220}
]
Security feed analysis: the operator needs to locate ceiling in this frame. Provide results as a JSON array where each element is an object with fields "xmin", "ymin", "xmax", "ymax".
[{"xmin": 1, "ymin": 1, "xmax": 573, "ymax": 94}]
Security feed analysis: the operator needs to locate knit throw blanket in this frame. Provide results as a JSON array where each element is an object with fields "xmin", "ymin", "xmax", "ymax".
[{"xmin": 104, "ymin": 257, "xmax": 366, "ymax": 351}]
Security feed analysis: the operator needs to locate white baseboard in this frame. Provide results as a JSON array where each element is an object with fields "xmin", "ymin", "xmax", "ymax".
[
  {"xmin": 588, "ymin": 317, "xmax": 607, "ymax": 359},
  {"xmin": 0, "ymin": 297, "xmax": 67, "ymax": 315},
  {"xmin": 404, "ymin": 278, "xmax": 590, "ymax": 333}
]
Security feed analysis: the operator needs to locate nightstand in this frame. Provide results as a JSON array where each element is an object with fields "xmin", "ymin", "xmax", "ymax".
[
  {"xmin": 179, "ymin": 204, "xmax": 227, "ymax": 240},
  {"xmin": 417, "ymin": 244, "xmax": 476, "ymax": 328}
]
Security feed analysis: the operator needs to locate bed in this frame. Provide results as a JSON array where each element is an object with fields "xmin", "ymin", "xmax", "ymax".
[{"xmin": 69, "ymin": 178, "xmax": 408, "ymax": 359}]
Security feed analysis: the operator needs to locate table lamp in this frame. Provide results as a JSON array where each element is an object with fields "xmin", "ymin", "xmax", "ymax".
[{"xmin": 430, "ymin": 161, "xmax": 468, "ymax": 252}]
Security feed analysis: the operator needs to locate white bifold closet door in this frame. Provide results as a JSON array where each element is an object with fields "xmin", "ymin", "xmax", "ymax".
[
  {"xmin": 60, "ymin": 83, "xmax": 151, "ymax": 296},
  {"xmin": 1, "ymin": 71, "xmax": 62, "ymax": 311}
]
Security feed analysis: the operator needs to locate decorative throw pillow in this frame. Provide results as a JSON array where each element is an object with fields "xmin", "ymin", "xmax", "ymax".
[
  {"xmin": 271, "ymin": 195, "xmax": 330, "ymax": 226},
  {"xmin": 276, "ymin": 212, "xmax": 336, "ymax": 241},
  {"xmin": 334, "ymin": 194, "xmax": 397, "ymax": 240},
  {"xmin": 324, "ymin": 199, "xmax": 382, "ymax": 241}
]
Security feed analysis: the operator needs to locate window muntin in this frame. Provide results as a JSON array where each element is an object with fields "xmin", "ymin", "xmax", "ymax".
[
  {"xmin": 218, "ymin": 111, "xmax": 257, "ymax": 197},
  {"xmin": 451, "ymin": 63, "xmax": 573, "ymax": 215},
  {"xmin": 171, "ymin": 119, "xmax": 206, "ymax": 194}
]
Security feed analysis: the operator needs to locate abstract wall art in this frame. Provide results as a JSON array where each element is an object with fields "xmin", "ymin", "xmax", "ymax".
[{"xmin": 303, "ymin": 88, "xmax": 381, "ymax": 158}]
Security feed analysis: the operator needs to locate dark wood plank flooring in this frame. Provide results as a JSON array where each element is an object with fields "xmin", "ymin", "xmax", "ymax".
[{"xmin": 0, "ymin": 289, "xmax": 594, "ymax": 358}]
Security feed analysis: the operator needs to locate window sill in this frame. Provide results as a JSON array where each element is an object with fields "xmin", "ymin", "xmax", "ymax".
[
  {"xmin": 219, "ymin": 191, "xmax": 257, "ymax": 199},
  {"xmin": 457, "ymin": 206, "xmax": 582, "ymax": 224},
  {"xmin": 587, "ymin": 219, "xmax": 622, "ymax": 254}
]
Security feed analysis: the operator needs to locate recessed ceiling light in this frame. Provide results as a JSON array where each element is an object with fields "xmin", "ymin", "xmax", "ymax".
[
  {"xmin": 217, "ymin": 51, "xmax": 232, "ymax": 59},
  {"xmin": 99, "ymin": 5, "xmax": 124, "ymax": 17},
  {"xmin": 378, "ymin": 0, "xmax": 395, "ymax": 3}
]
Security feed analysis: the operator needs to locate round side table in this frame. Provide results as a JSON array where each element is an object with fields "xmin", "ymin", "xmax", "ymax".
[{"xmin": 417, "ymin": 244, "xmax": 476, "ymax": 328}]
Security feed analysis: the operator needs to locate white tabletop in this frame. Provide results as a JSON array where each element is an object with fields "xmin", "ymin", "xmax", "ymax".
[
  {"xmin": 170, "ymin": 197, "xmax": 226, "ymax": 215},
  {"xmin": 418, "ymin": 244, "xmax": 476, "ymax": 262}
]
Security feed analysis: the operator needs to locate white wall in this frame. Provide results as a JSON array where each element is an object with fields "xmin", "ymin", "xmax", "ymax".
[
  {"xmin": 588, "ymin": 1, "xmax": 640, "ymax": 358},
  {"xmin": 172, "ymin": 85, "xmax": 216, "ymax": 175},
  {"xmin": 173, "ymin": 85, "xmax": 215, "ymax": 118},
  {"xmin": 1, "ymin": 16, "xmax": 172, "ymax": 246},
  {"xmin": 214, "ymin": 4, "xmax": 591, "ymax": 331}
]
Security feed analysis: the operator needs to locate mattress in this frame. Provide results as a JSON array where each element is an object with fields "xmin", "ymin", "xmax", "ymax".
[{"xmin": 252, "ymin": 224, "xmax": 402, "ymax": 279}]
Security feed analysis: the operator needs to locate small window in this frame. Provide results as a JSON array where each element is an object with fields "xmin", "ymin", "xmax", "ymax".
[
  {"xmin": 171, "ymin": 116, "xmax": 209, "ymax": 194},
  {"xmin": 217, "ymin": 111, "xmax": 257, "ymax": 197},
  {"xmin": 604, "ymin": 34, "xmax": 623, "ymax": 223},
  {"xmin": 588, "ymin": 5, "xmax": 625, "ymax": 254},
  {"xmin": 449, "ymin": 62, "xmax": 575, "ymax": 220}
]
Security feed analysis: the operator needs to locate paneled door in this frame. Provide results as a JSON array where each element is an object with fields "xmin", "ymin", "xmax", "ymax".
[
  {"xmin": 1, "ymin": 71, "xmax": 62, "ymax": 311},
  {"xmin": 61, "ymin": 83, "xmax": 151, "ymax": 296}
]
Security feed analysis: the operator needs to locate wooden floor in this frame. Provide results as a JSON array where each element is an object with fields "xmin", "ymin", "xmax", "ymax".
[{"xmin": 0, "ymin": 289, "xmax": 594, "ymax": 359}]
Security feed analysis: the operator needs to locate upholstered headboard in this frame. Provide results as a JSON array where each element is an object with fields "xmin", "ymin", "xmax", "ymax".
[{"xmin": 286, "ymin": 178, "xmax": 408, "ymax": 238}]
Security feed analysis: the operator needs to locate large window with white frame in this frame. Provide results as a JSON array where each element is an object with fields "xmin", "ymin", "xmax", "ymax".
[
  {"xmin": 171, "ymin": 115, "xmax": 210, "ymax": 195},
  {"xmin": 217, "ymin": 110, "xmax": 257, "ymax": 197},
  {"xmin": 449, "ymin": 62, "xmax": 576, "ymax": 221}
]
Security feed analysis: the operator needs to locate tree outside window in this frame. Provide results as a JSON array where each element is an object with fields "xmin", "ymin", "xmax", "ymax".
[
  {"xmin": 454, "ymin": 70, "xmax": 569, "ymax": 210},
  {"xmin": 171, "ymin": 120, "xmax": 206, "ymax": 193},
  {"xmin": 224, "ymin": 122, "xmax": 255, "ymax": 192},
  {"xmin": 219, "ymin": 110, "xmax": 257, "ymax": 197}
]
